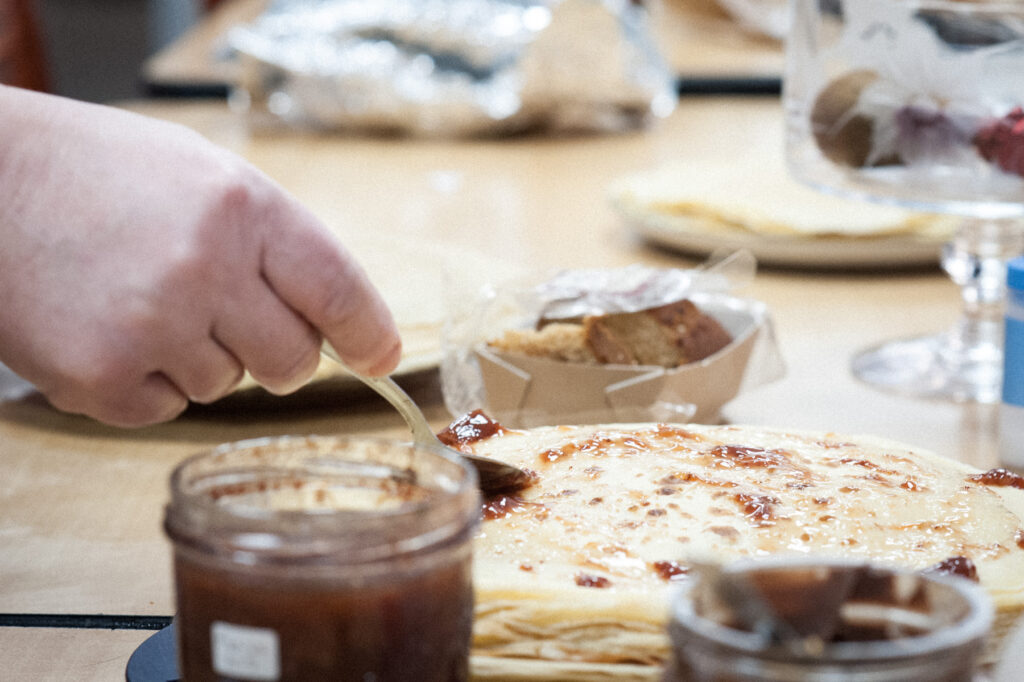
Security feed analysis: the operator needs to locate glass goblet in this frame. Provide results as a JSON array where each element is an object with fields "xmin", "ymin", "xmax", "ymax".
[{"xmin": 784, "ymin": 0, "xmax": 1024, "ymax": 403}]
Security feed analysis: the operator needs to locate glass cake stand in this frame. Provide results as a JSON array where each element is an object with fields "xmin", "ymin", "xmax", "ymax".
[{"xmin": 784, "ymin": 0, "xmax": 1024, "ymax": 403}]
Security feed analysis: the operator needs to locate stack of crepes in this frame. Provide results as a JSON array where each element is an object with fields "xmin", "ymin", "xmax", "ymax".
[{"xmin": 437, "ymin": 416, "xmax": 1024, "ymax": 680}]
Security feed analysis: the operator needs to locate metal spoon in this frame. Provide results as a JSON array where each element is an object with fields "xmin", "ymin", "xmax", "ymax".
[
  {"xmin": 689, "ymin": 561, "xmax": 811, "ymax": 651},
  {"xmin": 690, "ymin": 560, "xmax": 862, "ymax": 657},
  {"xmin": 320, "ymin": 344, "xmax": 532, "ymax": 494}
]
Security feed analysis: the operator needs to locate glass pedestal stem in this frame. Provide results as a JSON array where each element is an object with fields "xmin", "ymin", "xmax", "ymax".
[{"xmin": 851, "ymin": 218, "xmax": 1024, "ymax": 404}]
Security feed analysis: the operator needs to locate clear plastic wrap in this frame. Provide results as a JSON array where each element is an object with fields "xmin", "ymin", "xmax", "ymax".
[
  {"xmin": 441, "ymin": 252, "xmax": 785, "ymax": 427},
  {"xmin": 227, "ymin": 0, "xmax": 677, "ymax": 136}
]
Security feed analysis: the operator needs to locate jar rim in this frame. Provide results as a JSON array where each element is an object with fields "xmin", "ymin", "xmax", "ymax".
[
  {"xmin": 669, "ymin": 557, "xmax": 993, "ymax": 663},
  {"xmin": 164, "ymin": 434, "xmax": 480, "ymax": 565}
]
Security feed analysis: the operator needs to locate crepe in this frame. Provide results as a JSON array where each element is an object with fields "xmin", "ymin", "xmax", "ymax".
[
  {"xmin": 610, "ymin": 155, "xmax": 956, "ymax": 239},
  {"xmin": 448, "ymin": 420, "xmax": 1024, "ymax": 679}
]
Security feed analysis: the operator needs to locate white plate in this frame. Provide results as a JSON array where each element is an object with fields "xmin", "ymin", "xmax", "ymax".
[{"xmin": 616, "ymin": 199, "xmax": 947, "ymax": 270}]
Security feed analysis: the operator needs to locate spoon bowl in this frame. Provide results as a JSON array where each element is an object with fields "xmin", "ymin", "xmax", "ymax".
[{"xmin": 320, "ymin": 344, "xmax": 532, "ymax": 495}]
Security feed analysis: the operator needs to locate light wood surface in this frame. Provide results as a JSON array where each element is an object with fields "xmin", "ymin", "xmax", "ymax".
[
  {"xmin": 143, "ymin": 0, "xmax": 264, "ymax": 92},
  {"xmin": 0, "ymin": 95, "xmax": 1003, "ymax": 678},
  {"xmin": 652, "ymin": 0, "xmax": 783, "ymax": 77},
  {"xmin": 0, "ymin": 627, "xmax": 152, "ymax": 682},
  {"xmin": 141, "ymin": 0, "xmax": 784, "ymax": 92}
]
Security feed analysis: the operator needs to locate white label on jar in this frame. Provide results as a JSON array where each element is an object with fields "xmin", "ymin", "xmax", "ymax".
[{"xmin": 211, "ymin": 621, "xmax": 281, "ymax": 681}]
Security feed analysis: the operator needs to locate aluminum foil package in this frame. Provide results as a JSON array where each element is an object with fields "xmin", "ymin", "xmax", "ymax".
[{"xmin": 228, "ymin": 0, "xmax": 677, "ymax": 135}]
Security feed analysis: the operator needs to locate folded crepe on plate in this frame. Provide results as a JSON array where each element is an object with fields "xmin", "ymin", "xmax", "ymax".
[{"xmin": 610, "ymin": 155, "xmax": 955, "ymax": 239}]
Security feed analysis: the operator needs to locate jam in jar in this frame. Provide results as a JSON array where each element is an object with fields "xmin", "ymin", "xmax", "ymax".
[{"xmin": 164, "ymin": 435, "xmax": 480, "ymax": 681}]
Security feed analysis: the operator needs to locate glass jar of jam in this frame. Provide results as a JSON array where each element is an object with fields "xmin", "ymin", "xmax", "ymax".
[
  {"xmin": 164, "ymin": 435, "xmax": 480, "ymax": 682},
  {"xmin": 663, "ymin": 558, "xmax": 992, "ymax": 682}
]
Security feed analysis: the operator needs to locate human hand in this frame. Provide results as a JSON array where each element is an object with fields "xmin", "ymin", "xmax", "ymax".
[{"xmin": 0, "ymin": 86, "xmax": 401, "ymax": 427}]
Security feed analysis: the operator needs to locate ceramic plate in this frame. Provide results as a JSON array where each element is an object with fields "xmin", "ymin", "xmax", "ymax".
[{"xmin": 615, "ymin": 197, "xmax": 947, "ymax": 270}]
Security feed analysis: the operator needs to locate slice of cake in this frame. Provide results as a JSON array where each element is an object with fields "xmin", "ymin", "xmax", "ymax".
[{"xmin": 488, "ymin": 299, "xmax": 733, "ymax": 368}]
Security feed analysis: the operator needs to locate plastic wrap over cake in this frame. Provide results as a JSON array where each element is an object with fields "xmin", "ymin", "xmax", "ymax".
[
  {"xmin": 228, "ymin": 0, "xmax": 677, "ymax": 135},
  {"xmin": 441, "ymin": 253, "xmax": 786, "ymax": 427}
]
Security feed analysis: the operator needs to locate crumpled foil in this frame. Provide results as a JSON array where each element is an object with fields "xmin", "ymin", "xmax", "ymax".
[{"xmin": 227, "ymin": 0, "xmax": 677, "ymax": 135}]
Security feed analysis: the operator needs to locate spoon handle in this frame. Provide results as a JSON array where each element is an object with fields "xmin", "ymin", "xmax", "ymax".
[
  {"xmin": 320, "ymin": 342, "xmax": 532, "ymax": 494},
  {"xmin": 319, "ymin": 344, "xmax": 437, "ymax": 446}
]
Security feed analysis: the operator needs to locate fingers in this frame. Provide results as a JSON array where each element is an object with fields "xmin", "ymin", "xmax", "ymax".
[
  {"xmin": 45, "ymin": 371, "xmax": 189, "ymax": 428},
  {"xmin": 160, "ymin": 336, "xmax": 245, "ymax": 404},
  {"xmin": 40, "ymin": 327, "xmax": 262, "ymax": 425},
  {"xmin": 260, "ymin": 208, "xmax": 402, "ymax": 377},
  {"xmin": 213, "ymin": 276, "xmax": 322, "ymax": 395}
]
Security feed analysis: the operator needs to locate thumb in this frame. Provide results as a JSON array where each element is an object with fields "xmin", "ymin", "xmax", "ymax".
[{"xmin": 262, "ymin": 211, "xmax": 402, "ymax": 376}]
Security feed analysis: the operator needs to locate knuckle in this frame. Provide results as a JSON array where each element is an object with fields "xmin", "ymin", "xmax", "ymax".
[
  {"xmin": 45, "ymin": 375, "xmax": 187, "ymax": 428},
  {"xmin": 106, "ymin": 396, "xmax": 188, "ymax": 428},
  {"xmin": 145, "ymin": 395, "xmax": 190, "ymax": 425},
  {"xmin": 206, "ymin": 163, "xmax": 270, "ymax": 224},
  {"xmin": 45, "ymin": 338, "xmax": 190, "ymax": 426},
  {"xmin": 99, "ymin": 376, "xmax": 188, "ymax": 427},
  {"xmin": 250, "ymin": 335, "xmax": 320, "ymax": 395},
  {"xmin": 187, "ymin": 368, "xmax": 245, "ymax": 404}
]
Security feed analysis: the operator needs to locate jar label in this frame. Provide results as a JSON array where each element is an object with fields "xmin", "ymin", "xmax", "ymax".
[{"xmin": 211, "ymin": 621, "xmax": 281, "ymax": 681}]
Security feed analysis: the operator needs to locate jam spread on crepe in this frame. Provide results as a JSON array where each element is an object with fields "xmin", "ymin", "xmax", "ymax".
[
  {"xmin": 969, "ymin": 468, "xmax": 1024, "ymax": 489},
  {"xmin": 652, "ymin": 560, "xmax": 689, "ymax": 581},
  {"xmin": 481, "ymin": 494, "xmax": 547, "ymax": 521},
  {"xmin": 463, "ymin": 420, "xmax": 1024, "ymax": 590},
  {"xmin": 926, "ymin": 556, "xmax": 979, "ymax": 582},
  {"xmin": 575, "ymin": 573, "xmax": 612, "ymax": 588},
  {"xmin": 438, "ymin": 409, "xmax": 509, "ymax": 451}
]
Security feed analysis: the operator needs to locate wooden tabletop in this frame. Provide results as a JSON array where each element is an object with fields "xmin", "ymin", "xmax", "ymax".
[{"xmin": 0, "ymin": 95, "xmax": 1000, "ymax": 680}]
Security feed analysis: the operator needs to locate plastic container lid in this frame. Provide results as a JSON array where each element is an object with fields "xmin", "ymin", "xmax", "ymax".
[{"xmin": 1009, "ymin": 257, "xmax": 1024, "ymax": 291}]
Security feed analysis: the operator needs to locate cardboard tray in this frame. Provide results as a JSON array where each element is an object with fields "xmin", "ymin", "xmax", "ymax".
[{"xmin": 472, "ymin": 294, "xmax": 778, "ymax": 426}]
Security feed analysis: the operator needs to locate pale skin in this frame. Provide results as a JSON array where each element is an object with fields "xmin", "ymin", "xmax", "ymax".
[{"xmin": 0, "ymin": 85, "xmax": 402, "ymax": 427}]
